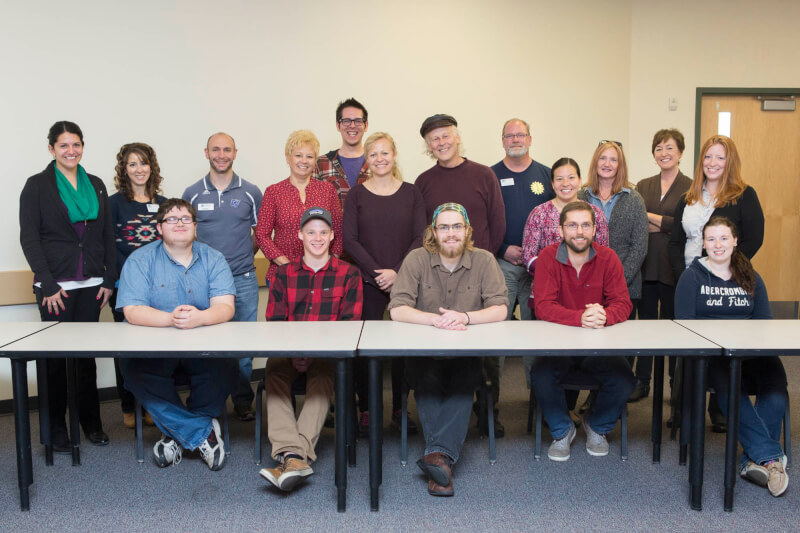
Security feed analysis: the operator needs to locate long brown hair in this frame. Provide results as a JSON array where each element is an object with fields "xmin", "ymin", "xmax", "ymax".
[
  {"xmin": 686, "ymin": 135, "xmax": 747, "ymax": 207},
  {"xmin": 703, "ymin": 216, "xmax": 756, "ymax": 296},
  {"xmin": 585, "ymin": 141, "xmax": 630, "ymax": 195},
  {"xmin": 114, "ymin": 143, "xmax": 164, "ymax": 202}
]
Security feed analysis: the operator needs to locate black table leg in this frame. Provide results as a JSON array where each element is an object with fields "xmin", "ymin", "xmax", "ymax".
[
  {"xmin": 65, "ymin": 358, "xmax": 81, "ymax": 466},
  {"xmin": 12, "ymin": 359, "xmax": 33, "ymax": 511},
  {"xmin": 346, "ymin": 359, "xmax": 356, "ymax": 467},
  {"xmin": 35, "ymin": 359, "xmax": 52, "ymax": 465},
  {"xmin": 680, "ymin": 358, "xmax": 692, "ymax": 466},
  {"xmin": 652, "ymin": 355, "xmax": 664, "ymax": 463},
  {"xmin": 368, "ymin": 358, "xmax": 383, "ymax": 512},
  {"xmin": 724, "ymin": 356, "xmax": 741, "ymax": 512},
  {"xmin": 334, "ymin": 359, "xmax": 347, "ymax": 512},
  {"xmin": 689, "ymin": 357, "xmax": 706, "ymax": 511}
]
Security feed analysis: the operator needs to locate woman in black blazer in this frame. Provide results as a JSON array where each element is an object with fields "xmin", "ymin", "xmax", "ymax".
[{"xmin": 19, "ymin": 121, "xmax": 116, "ymax": 451}]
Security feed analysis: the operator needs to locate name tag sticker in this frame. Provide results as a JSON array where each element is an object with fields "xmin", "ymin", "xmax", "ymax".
[
  {"xmin": 146, "ymin": 204, "xmax": 159, "ymax": 213},
  {"xmin": 197, "ymin": 203, "xmax": 215, "ymax": 211},
  {"xmin": 500, "ymin": 178, "xmax": 515, "ymax": 187}
]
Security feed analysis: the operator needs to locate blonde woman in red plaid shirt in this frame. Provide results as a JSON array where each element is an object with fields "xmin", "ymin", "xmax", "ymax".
[{"xmin": 255, "ymin": 130, "xmax": 343, "ymax": 285}]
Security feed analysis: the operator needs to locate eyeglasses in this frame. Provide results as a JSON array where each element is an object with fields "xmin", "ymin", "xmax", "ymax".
[
  {"xmin": 338, "ymin": 118, "xmax": 366, "ymax": 127},
  {"xmin": 503, "ymin": 133, "xmax": 530, "ymax": 140},
  {"xmin": 435, "ymin": 223, "xmax": 465, "ymax": 232},
  {"xmin": 562, "ymin": 222, "xmax": 594, "ymax": 231},
  {"xmin": 161, "ymin": 216, "xmax": 195, "ymax": 225},
  {"xmin": 599, "ymin": 140, "xmax": 623, "ymax": 148}
]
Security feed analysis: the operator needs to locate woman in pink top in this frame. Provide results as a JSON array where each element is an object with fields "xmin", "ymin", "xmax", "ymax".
[
  {"xmin": 522, "ymin": 157, "xmax": 609, "ymax": 276},
  {"xmin": 255, "ymin": 130, "xmax": 343, "ymax": 284}
]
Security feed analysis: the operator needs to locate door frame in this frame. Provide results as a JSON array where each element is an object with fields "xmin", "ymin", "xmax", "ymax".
[{"xmin": 693, "ymin": 87, "xmax": 799, "ymax": 164}]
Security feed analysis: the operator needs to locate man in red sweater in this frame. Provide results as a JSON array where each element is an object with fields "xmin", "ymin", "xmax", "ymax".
[{"xmin": 532, "ymin": 201, "xmax": 634, "ymax": 461}]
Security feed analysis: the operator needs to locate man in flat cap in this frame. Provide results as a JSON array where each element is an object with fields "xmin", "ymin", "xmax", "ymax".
[{"xmin": 415, "ymin": 114, "xmax": 507, "ymax": 437}]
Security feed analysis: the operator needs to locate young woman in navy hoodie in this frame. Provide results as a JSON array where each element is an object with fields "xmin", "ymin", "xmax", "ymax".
[{"xmin": 675, "ymin": 216, "xmax": 788, "ymax": 497}]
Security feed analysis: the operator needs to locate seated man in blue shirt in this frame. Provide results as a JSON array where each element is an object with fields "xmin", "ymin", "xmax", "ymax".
[{"xmin": 117, "ymin": 198, "xmax": 238, "ymax": 471}]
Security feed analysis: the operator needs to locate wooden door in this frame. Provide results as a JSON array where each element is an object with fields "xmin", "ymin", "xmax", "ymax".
[{"xmin": 700, "ymin": 94, "xmax": 800, "ymax": 302}]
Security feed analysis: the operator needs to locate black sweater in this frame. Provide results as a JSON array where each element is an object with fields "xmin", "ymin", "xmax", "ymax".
[
  {"xmin": 19, "ymin": 162, "xmax": 116, "ymax": 297},
  {"xmin": 668, "ymin": 185, "xmax": 764, "ymax": 284}
]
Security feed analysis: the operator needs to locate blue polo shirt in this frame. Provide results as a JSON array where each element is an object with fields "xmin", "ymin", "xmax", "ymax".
[
  {"xmin": 491, "ymin": 159, "xmax": 554, "ymax": 257},
  {"xmin": 182, "ymin": 173, "xmax": 262, "ymax": 276},
  {"xmin": 116, "ymin": 240, "xmax": 235, "ymax": 313}
]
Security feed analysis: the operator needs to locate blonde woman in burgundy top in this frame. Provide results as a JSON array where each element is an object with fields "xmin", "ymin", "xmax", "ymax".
[
  {"xmin": 344, "ymin": 132, "xmax": 427, "ymax": 435},
  {"xmin": 255, "ymin": 130, "xmax": 343, "ymax": 284}
]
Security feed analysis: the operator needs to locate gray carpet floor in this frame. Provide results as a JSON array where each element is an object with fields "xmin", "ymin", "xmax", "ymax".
[{"xmin": 1, "ymin": 356, "xmax": 799, "ymax": 532}]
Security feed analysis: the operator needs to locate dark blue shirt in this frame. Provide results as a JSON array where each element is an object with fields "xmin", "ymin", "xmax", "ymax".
[{"xmin": 491, "ymin": 159, "xmax": 554, "ymax": 257}]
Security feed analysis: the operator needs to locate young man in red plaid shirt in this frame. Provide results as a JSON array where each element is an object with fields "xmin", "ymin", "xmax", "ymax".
[{"xmin": 259, "ymin": 207, "xmax": 363, "ymax": 492}]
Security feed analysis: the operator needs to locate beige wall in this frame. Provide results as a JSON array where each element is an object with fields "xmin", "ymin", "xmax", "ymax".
[
  {"xmin": 627, "ymin": 0, "xmax": 800, "ymax": 182},
  {"xmin": 2, "ymin": 0, "xmax": 798, "ymax": 401}
]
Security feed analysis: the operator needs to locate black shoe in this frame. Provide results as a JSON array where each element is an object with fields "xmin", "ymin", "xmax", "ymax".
[
  {"xmin": 52, "ymin": 430, "xmax": 71, "ymax": 454},
  {"xmin": 478, "ymin": 409, "xmax": 505, "ymax": 439},
  {"xmin": 87, "ymin": 430, "xmax": 109, "ymax": 446},
  {"xmin": 234, "ymin": 404, "xmax": 256, "ymax": 422},
  {"xmin": 627, "ymin": 381, "xmax": 650, "ymax": 403}
]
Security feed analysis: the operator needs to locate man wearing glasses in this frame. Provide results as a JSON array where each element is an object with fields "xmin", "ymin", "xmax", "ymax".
[
  {"xmin": 117, "ymin": 198, "xmax": 238, "ymax": 471},
  {"xmin": 530, "ymin": 201, "xmax": 635, "ymax": 462},
  {"xmin": 389, "ymin": 203, "xmax": 507, "ymax": 497},
  {"xmin": 182, "ymin": 132, "xmax": 262, "ymax": 422},
  {"xmin": 488, "ymin": 118, "xmax": 554, "ymax": 436},
  {"xmin": 313, "ymin": 97, "xmax": 370, "ymax": 209}
]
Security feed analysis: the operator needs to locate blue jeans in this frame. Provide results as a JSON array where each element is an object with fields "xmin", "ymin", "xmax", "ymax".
[
  {"xmin": 231, "ymin": 270, "xmax": 259, "ymax": 407},
  {"xmin": 530, "ymin": 356, "xmax": 635, "ymax": 439},
  {"xmin": 708, "ymin": 356, "xmax": 787, "ymax": 467},
  {"xmin": 406, "ymin": 357, "xmax": 482, "ymax": 463},
  {"xmin": 121, "ymin": 358, "xmax": 237, "ymax": 449}
]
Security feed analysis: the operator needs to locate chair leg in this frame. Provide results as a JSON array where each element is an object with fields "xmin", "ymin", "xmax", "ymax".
[
  {"xmin": 254, "ymin": 379, "xmax": 264, "ymax": 465},
  {"xmin": 534, "ymin": 401, "xmax": 543, "ymax": 460},
  {"xmin": 784, "ymin": 391, "xmax": 791, "ymax": 468},
  {"xmin": 135, "ymin": 399, "xmax": 144, "ymax": 464},
  {"xmin": 527, "ymin": 387, "xmax": 536, "ymax": 435},
  {"xmin": 222, "ymin": 409, "xmax": 230, "ymax": 456},
  {"xmin": 400, "ymin": 388, "xmax": 408, "ymax": 466},
  {"xmin": 484, "ymin": 385, "xmax": 496, "ymax": 465},
  {"xmin": 621, "ymin": 406, "xmax": 628, "ymax": 461}
]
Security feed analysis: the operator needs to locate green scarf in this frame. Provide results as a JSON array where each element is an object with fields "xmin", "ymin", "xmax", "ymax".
[{"xmin": 54, "ymin": 163, "xmax": 99, "ymax": 223}]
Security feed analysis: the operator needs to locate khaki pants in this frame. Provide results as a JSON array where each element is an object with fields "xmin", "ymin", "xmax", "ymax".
[{"xmin": 265, "ymin": 358, "xmax": 333, "ymax": 462}]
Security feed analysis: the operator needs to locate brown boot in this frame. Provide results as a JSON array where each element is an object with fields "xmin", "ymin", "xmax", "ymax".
[{"xmin": 417, "ymin": 452, "xmax": 454, "ymax": 496}]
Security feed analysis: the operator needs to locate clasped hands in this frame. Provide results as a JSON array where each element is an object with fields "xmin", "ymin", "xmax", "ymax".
[{"xmin": 581, "ymin": 303, "xmax": 607, "ymax": 329}]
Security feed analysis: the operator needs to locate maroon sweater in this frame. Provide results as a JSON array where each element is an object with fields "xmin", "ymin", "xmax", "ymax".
[
  {"xmin": 415, "ymin": 159, "xmax": 506, "ymax": 254},
  {"xmin": 342, "ymin": 182, "xmax": 427, "ymax": 289},
  {"xmin": 533, "ymin": 242, "xmax": 632, "ymax": 327}
]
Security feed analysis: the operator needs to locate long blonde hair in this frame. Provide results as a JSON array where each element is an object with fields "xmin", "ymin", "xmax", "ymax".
[
  {"xmin": 364, "ymin": 132, "xmax": 403, "ymax": 181},
  {"xmin": 685, "ymin": 135, "xmax": 747, "ymax": 207}
]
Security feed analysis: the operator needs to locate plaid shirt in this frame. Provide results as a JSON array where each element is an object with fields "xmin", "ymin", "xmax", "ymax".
[
  {"xmin": 313, "ymin": 149, "xmax": 369, "ymax": 210},
  {"xmin": 265, "ymin": 256, "xmax": 363, "ymax": 322}
]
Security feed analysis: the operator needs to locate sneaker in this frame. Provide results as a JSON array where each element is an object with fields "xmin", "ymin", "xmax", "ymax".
[
  {"xmin": 766, "ymin": 459, "xmax": 789, "ymax": 497},
  {"xmin": 358, "ymin": 412, "xmax": 369, "ymax": 438},
  {"xmin": 153, "ymin": 435, "xmax": 183, "ymax": 467},
  {"xmin": 390, "ymin": 409, "xmax": 418, "ymax": 435},
  {"xmin": 234, "ymin": 404, "xmax": 256, "ymax": 422},
  {"xmin": 740, "ymin": 460, "xmax": 769, "ymax": 486},
  {"xmin": 259, "ymin": 457, "xmax": 314, "ymax": 491},
  {"xmin": 548, "ymin": 423, "xmax": 576, "ymax": 462},
  {"xmin": 197, "ymin": 419, "xmax": 225, "ymax": 471},
  {"xmin": 582, "ymin": 412, "xmax": 609, "ymax": 457}
]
